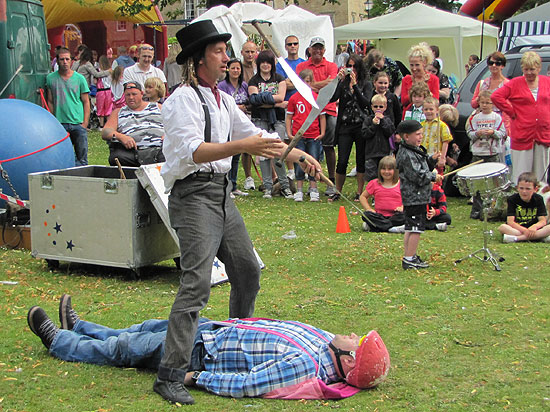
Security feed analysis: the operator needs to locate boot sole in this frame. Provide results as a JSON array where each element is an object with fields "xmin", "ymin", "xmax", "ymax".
[{"xmin": 59, "ymin": 294, "xmax": 71, "ymax": 330}]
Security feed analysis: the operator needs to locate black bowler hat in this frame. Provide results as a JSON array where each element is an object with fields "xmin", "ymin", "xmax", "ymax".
[
  {"xmin": 176, "ymin": 20, "xmax": 232, "ymax": 64},
  {"xmin": 397, "ymin": 120, "xmax": 422, "ymax": 135}
]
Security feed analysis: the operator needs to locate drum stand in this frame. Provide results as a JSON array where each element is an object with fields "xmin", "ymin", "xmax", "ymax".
[{"xmin": 455, "ymin": 194, "xmax": 505, "ymax": 271}]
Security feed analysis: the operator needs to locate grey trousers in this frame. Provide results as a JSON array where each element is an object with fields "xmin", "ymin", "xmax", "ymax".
[{"xmin": 157, "ymin": 175, "xmax": 261, "ymax": 382}]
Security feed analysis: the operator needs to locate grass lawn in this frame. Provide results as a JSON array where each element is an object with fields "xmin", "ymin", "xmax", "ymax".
[{"xmin": 1, "ymin": 131, "xmax": 549, "ymax": 411}]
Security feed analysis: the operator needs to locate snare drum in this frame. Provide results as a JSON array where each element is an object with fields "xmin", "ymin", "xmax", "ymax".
[{"xmin": 456, "ymin": 162, "xmax": 510, "ymax": 196}]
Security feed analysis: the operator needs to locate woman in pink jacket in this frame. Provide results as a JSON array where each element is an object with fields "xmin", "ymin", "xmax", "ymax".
[{"xmin": 492, "ymin": 51, "xmax": 550, "ymax": 184}]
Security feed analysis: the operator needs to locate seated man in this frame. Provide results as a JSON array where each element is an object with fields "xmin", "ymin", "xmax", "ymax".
[
  {"xmin": 28, "ymin": 295, "xmax": 390, "ymax": 400},
  {"xmin": 102, "ymin": 81, "xmax": 165, "ymax": 167}
]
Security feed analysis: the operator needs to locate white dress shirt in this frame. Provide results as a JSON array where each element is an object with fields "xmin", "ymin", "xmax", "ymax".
[{"xmin": 161, "ymin": 84, "xmax": 279, "ymax": 192}]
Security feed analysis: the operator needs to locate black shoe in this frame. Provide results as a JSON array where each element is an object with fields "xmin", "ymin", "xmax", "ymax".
[
  {"xmin": 402, "ymin": 256, "xmax": 430, "ymax": 270},
  {"xmin": 402, "ymin": 258, "xmax": 419, "ymax": 270},
  {"xmin": 27, "ymin": 306, "xmax": 59, "ymax": 349},
  {"xmin": 327, "ymin": 193, "xmax": 341, "ymax": 202},
  {"xmin": 59, "ymin": 294, "xmax": 80, "ymax": 330},
  {"xmin": 470, "ymin": 211, "xmax": 481, "ymax": 220},
  {"xmin": 153, "ymin": 378, "xmax": 195, "ymax": 405},
  {"xmin": 413, "ymin": 255, "xmax": 430, "ymax": 268}
]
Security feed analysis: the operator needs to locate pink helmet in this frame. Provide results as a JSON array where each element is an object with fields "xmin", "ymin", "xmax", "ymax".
[{"xmin": 346, "ymin": 330, "xmax": 390, "ymax": 388}]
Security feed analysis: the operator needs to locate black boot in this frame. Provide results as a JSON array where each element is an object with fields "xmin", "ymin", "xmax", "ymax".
[
  {"xmin": 28, "ymin": 306, "xmax": 59, "ymax": 349},
  {"xmin": 153, "ymin": 378, "xmax": 195, "ymax": 405}
]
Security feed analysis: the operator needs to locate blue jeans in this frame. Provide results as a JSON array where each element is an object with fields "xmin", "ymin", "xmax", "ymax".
[
  {"xmin": 50, "ymin": 318, "xmax": 215, "ymax": 371},
  {"xmin": 62, "ymin": 123, "xmax": 88, "ymax": 166},
  {"xmin": 295, "ymin": 138, "xmax": 323, "ymax": 181}
]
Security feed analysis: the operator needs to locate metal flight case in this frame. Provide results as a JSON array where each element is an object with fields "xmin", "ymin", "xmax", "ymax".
[{"xmin": 29, "ymin": 165, "xmax": 179, "ymax": 277}]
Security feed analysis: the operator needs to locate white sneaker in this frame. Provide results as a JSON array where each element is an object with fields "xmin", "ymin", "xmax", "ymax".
[
  {"xmin": 325, "ymin": 185, "xmax": 336, "ymax": 196},
  {"xmin": 281, "ymin": 188, "xmax": 293, "ymax": 199},
  {"xmin": 347, "ymin": 167, "xmax": 357, "ymax": 177},
  {"xmin": 310, "ymin": 190, "xmax": 320, "ymax": 202},
  {"xmin": 388, "ymin": 225, "xmax": 405, "ymax": 234},
  {"xmin": 229, "ymin": 192, "xmax": 235, "ymax": 199},
  {"xmin": 362, "ymin": 222, "xmax": 370, "ymax": 232},
  {"xmin": 287, "ymin": 169, "xmax": 295, "ymax": 180},
  {"xmin": 435, "ymin": 222, "xmax": 447, "ymax": 231},
  {"xmin": 502, "ymin": 234, "xmax": 517, "ymax": 243},
  {"xmin": 244, "ymin": 177, "xmax": 255, "ymax": 190},
  {"xmin": 294, "ymin": 191, "xmax": 303, "ymax": 202},
  {"xmin": 544, "ymin": 236, "xmax": 550, "ymax": 243},
  {"xmin": 263, "ymin": 190, "xmax": 272, "ymax": 199}
]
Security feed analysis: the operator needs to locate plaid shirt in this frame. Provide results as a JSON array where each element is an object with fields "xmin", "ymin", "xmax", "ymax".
[{"xmin": 195, "ymin": 319, "xmax": 338, "ymax": 398}]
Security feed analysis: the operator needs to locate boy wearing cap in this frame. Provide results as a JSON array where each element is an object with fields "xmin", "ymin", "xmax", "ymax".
[
  {"xmin": 157, "ymin": 20, "xmax": 322, "ymax": 405},
  {"xmin": 396, "ymin": 120, "xmax": 443, "ymax": 270}
]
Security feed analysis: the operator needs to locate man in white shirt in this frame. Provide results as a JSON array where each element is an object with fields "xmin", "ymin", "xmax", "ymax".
[
  {"xmin": 155, "ymin": 20, "xmax": 322, "ymax": 406},
  {"xmin": 123, "ymin": 44, "xmax": 166, "ymax": 89}
]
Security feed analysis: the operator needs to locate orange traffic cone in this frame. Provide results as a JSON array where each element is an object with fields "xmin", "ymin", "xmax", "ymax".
[{"xmin": 336, "ymin": 206, "xmax": 351, "ymax": 233}]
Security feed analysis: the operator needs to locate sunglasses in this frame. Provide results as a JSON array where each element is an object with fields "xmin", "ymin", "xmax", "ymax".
[
  {"xmin": 346, "ymin": 64, "xmax": 355, "ymax": 68},
  {"xmin": 286, "ymin": 42, "xmax": 298, "ymax": 46},
  {"xmin": 140, "ymin": 46, "xmax": 154, "ymax": 51},
  {"xmin": 372, "ymin": 105, "xmax": 385, "ymax": 109},
  {"xmin": 488, "ymin": 60, "xmax": 503, "ymax": 66}
]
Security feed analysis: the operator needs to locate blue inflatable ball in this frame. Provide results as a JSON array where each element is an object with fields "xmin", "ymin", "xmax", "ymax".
[{"xmin": 0, "ymin": 99, "xmax": 75, "ymax": 204}]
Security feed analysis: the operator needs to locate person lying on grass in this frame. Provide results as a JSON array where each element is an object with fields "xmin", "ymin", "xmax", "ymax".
[{"xmin": 28, "ymin": 295, "xmax": 390, "ymax": 400}]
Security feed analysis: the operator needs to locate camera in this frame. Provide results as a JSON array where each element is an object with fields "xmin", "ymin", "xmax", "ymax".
[{"xmin": 346, "ymin": 68, "xmax": 352, "ymax": 74}]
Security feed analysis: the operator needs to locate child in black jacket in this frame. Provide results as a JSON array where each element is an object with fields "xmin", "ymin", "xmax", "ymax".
[{"xmin": 362, "ymin": 94, "xmax": 395, "ymax": 183}]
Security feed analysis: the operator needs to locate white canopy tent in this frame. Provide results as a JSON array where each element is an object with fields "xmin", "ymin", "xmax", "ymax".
[
  {"xmin": 334, "ymin": 3, "xmax": 499, "ymax": 82},
  {"xmin": 194, "ymin": 3, "xmax": 334, "ymax": 61},
  {"xmin": 500, "ymin": 3, "xmax": 550, "ymax": 52}
]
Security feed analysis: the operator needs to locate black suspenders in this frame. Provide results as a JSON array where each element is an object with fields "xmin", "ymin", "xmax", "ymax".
[
  {"xmin": 191, "ymin": 84, "xmax": 212, "ymax": 143},
  {"xmin": 190, "ymin": 85, "xmax": 230, "ymax": 143}
]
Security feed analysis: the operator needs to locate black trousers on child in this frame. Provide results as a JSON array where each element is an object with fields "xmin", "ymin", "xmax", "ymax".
[
  {"xmin": 362, "ymin": 211, "xmax": 405, "ymax": 232},
  {"xmin": 425, "ymin": 213, "xmax": 452, "ymax": 230}
]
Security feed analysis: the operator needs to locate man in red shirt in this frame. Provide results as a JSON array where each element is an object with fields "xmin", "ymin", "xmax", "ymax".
[{"xmin": 297, "ymin": 37, "xmax": 338, "ymax": 195}]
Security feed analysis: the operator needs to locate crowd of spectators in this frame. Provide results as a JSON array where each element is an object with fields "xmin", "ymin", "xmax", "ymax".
[{"xmin": 47, "ymin": 35, "xmax": 550, "ymax": 244}]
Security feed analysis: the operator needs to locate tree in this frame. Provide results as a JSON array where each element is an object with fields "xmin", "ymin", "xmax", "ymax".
[
  {"xmin": 74, "ymin": 0, "xmax": 339, "ymax": 20},
  {"xmin": 517, "ymin": 0, "xmax": 550, "ymax": 14}
]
